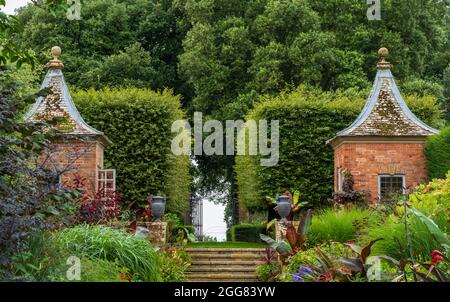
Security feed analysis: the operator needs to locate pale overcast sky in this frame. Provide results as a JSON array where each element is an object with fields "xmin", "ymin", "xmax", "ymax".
[
  {"xmin": 203, "ymin": 200, "xmax": 226, "ymax": 241},
  {"xmin": 1, "ymin": 0, "xmax": 227, "ymax": 241},
  {"xmin": 1, "ymin": 0, "xmax": 30, "ymax": 15}
]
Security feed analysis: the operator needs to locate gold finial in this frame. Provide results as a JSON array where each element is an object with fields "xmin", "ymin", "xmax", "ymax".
[
  {"xmin": 377, "ymin": 47, "xmax": 391, "ymax": 70},
  {"xmin": 47, "ymin": 46, "xmax": 64, "ymax": 69}
]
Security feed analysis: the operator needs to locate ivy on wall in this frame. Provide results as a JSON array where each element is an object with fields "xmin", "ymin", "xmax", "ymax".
[
  {"xmin": 74, "ymin": 88, "xmax": 190, "ymax": 213},
  {"xmin": 236, "ymin": 86, "xmax": 445, "ymax": 212}
]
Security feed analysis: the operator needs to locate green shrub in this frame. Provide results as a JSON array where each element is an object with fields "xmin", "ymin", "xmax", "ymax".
[
  {"xmin": 425, "ymin": 126, "xmax": 450, "ymax": 179},
  {"xmin": 281, "ymin": 241, "xmax": 354, "ymax": 282},
  {"xmin": 54, "ymin": 224, "xmax": 162, "ymax": 281},
  {"xmin": 236, "ymin": 86, "xmax": 444, "ymax": 211},
  {"xmin": 10, "ymin": 233, "xmax": 70, "ymax": 281},
  {"xmin": 171, "ymin": 225, "xmax": 195, "ymax": 238},
  {"xmin": 159, "ymin": 250, "xmax": 191, "ymax": 282},
  {"xmin": 362, "ymin": 175, "xmax": 450, "ymax": 260},
  {"xmin": 406, "ymin": 173, "xmax": 450, "ymax": 228},
  {"xmin": 256, "ymin": 263, "xmax": 280, "ymax": 282},
  {"xmin": 232, "ymin": 224, "xmax": 266, "ymax": 242},
  {"xmin": 74, "ymin": 88, "xmax": 190, "ymax": 212},
  {"xmin": 362, "ymin": 215, "xmax": 445, "ymax": 261},
  {"xmin": 307, "ymin": 207, "xmax": 380, "ymax": 246}
]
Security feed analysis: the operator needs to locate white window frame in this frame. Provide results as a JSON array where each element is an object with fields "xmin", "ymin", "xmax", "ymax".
[
  {"xmin": 337, "ymin": 167, "xmax": 343, "ymax": 191},
  {"xmin": 378, "ymin": 174, "xmax": 405, "ymax": 200},
  {"xmin": 96, "ymin": 169, "xmax": 116, "ymax": 193}
]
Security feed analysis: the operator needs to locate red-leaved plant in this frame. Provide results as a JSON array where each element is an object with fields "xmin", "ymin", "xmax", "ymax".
[
  {"xmin": 79, "ymin": 188, "xmax": 121, "ymax": 224},
  {"xmin": 67, "ymin": 174, "xmax": 121, "ymax": 224}
]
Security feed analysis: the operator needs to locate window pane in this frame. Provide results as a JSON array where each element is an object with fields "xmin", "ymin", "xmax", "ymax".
[{"xmin": 379, "ymin": 176, "xmax": 404, "ymax": 199}]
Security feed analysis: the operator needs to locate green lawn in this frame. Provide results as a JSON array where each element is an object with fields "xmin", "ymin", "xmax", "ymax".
[{"xmin": 186, "ymin": 241, "xmax": 265, "ymax": 248}]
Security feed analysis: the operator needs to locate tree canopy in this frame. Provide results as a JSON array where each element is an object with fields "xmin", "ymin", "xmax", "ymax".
[{"xmin": 14, "ymin": 0, "xmax": 449, "ymax": 118}]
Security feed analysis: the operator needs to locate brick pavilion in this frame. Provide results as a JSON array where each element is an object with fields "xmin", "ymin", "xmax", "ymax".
[
  {"xmin": 26, "ymin": 46, "xmax": 115, "ymax": 197},
  {"xmin": 327, "ymin": 48, "xmax": 439, "ymax": 203}
]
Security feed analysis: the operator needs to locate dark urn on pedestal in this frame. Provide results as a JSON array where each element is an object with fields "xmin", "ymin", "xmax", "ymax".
[
  {"xmin": 151, "ymin": 196, "xmax": 166, "ymax": 222},
  {"xmin": 275, "ymin": 195, "xmax": 291, "ymax": 221}
]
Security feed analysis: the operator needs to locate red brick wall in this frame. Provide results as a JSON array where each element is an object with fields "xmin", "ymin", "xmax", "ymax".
[
  {"xmin": 38, "ymin": 138, "xmax": 105, "ymax": 198},
  {"xmin": 334, "ymin": 141, "xmax": 428, "ymax": 203}
]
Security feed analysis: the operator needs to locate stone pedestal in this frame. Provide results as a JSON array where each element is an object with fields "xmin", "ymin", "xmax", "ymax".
[
  {"xmin": 148, "ymin": 222, "xmax": 168, "ymax": 245},
  {"xmin": 275, "ymin": 220, "xmax": 300, "ymax": 241},
  {"xmin": 138, "ymin": 222, "xmax": 168, "ymax": 245}
]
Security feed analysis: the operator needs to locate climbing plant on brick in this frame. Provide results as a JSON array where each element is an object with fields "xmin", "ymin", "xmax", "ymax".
[
  {"xmin": 235, "ymin": 85, "xmax": 444, "ymax": 212},
  {"xmin": 73, "ymin": 88, "xmax": 190, "ymax": 212}
]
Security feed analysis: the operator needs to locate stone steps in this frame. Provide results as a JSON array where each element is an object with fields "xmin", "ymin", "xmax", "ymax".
[
  {"xmin": 189, "ymin": 266, "xmax": 257, "ymax": 272},
  {"xmin": 186, "ymin": 248, "xmax": 266, "ymax": 282}
]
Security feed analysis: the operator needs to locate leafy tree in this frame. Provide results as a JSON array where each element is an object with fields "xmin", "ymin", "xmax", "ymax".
[
  {"xmin": 84, "ymin": 42, "xmax": 159, "ymax": 89},
  {"xmin": 0, "ymin": 0, "xmax": 35, "ymax": 67},
  {"xmin": 16, "ymin": 0, "xmax": 192, "ymax": 98}
]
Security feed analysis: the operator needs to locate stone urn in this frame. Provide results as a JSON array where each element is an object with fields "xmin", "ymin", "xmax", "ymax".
[
  {"xmin": 275, "ymin": 195, "xmax": 291, "ymax": 221},
  {"xmin": 151, "ymin": 196, "xmax": 166, "ymax": 222}
]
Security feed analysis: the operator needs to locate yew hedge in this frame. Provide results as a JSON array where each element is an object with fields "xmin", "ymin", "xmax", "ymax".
[
  {"xmin": 235, "ymin": 86, "xmax": 444, "ymax": 212},
  {"xmin": 425, "ymin": 125, "xmax": 450, "ymax": 179},
  {"xmin": 74, "ymin": 88, "xmax": 190, "ymax": 212}
]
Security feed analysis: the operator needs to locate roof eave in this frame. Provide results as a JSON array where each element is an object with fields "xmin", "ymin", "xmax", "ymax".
[{"xmin": 327, "ymin": 135, "xmax": 433, "ymax": 149}]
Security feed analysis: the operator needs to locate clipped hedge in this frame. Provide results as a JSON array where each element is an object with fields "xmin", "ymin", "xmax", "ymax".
[
  {"xmin": 231, "ymin": 224, "xmax": 266, "ymax": 242},
  {"xmin": 74, "ymin": 88, "xmax": 190, "ymax": 212},
  {"xmin": 425, "ymin": 125, "xmax": 450, "ymax": 179},
  {"xmin": 236, "ymin": 86, "xmax": 444, "ymax": 211}
]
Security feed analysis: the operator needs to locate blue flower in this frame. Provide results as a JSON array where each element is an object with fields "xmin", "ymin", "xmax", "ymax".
[
  {"xmin": 297, "ymin": 266, "xmax": 313, "ymax": 276},
  {"xmin": 292, "ymin": 273, "xmax": 305, "ymax": 282}
]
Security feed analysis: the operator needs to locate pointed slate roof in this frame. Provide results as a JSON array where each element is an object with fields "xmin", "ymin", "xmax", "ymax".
[
  {"xmin": 26, "ymin": 46, "xmax": 111, "ymax": 145},
  {"xmin": 328, "ymin": 48, "xmax": 439, "ymax": 146}
]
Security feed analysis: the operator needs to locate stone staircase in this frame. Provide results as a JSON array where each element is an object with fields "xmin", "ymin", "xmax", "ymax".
[{"xmin": 186, "ymin": 248, "xmax": 266, "ymax": 282}]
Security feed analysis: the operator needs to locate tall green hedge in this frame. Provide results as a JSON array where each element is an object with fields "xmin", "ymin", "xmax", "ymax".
[
  {"xmin": 235, "ymin": 86, "xmax": 444, "ymax": 211},
  {"xmin": 425, "ymin": 125, "xmax": 450, "ymax": 179},
  {"xmin": 74, "ymin": 88, "xmax": 190, "ymax": 212},
  {"xmin": 231, "ymin": 224, "xmax": 266, "ymax": 243}
]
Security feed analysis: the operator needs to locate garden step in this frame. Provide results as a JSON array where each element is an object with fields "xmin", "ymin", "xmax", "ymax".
[
  {"xmin": 188, "ymin": 279, "xmax": 261, "ymax": 282},
  {"xmin": 191, "ymin": 260, "xmax": 264, "ymax": 266},
  {"xmin": 188, "ymin": 266, "xmax": 257, "ymax": 272},
  {"xmin": 186, "ymin": 248, "xmax": 266, "ymax": 253},
  {"xmin": 189, "ymin": 253, "xmax": 264, "ymax": 259},
  {"xmin": 186, "ymin": 248, "xmax": 266, "ymax": 282},
  {"xmin": 187, "ymin": 273, "xmax": 259, "ymax": 280}
]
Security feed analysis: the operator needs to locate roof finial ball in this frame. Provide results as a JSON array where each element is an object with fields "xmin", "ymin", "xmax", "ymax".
[
  {"xmin": 52, "ymin": 46, "xmax": 62, "ymax": 60},
  {"xmin": 47, "ymin": 46, "xmax": 64, "ymax": 69},
  {"xmin": 377, "ymin": 47, "xmax": 391, "ymax": 70}
]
